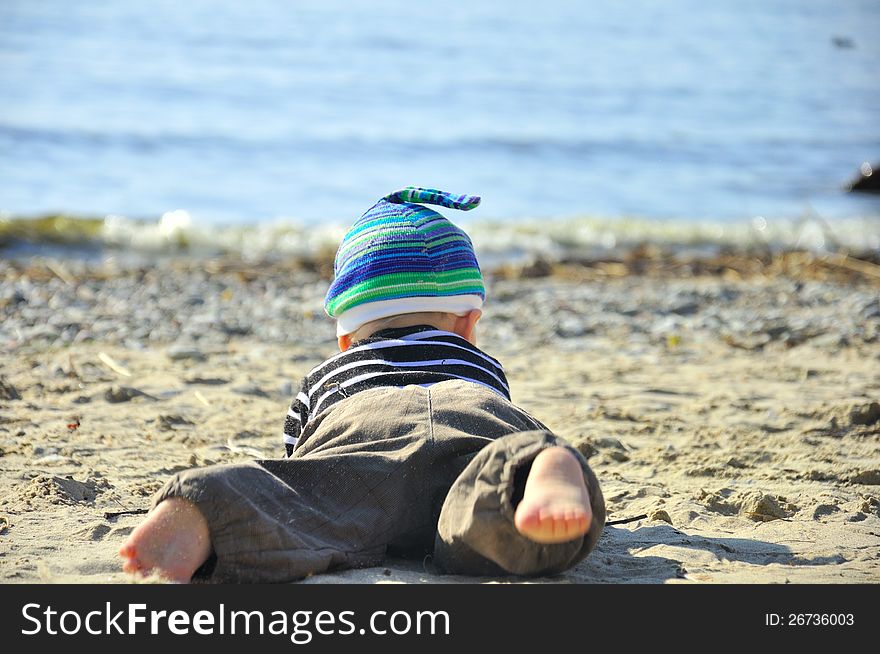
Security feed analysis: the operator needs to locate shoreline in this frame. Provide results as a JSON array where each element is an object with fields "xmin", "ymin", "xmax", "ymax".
[
  {"xmin": 1, "ymin": 254, "xmax": 878, "ymax": 583},
  {"xmin": 3, "ymin": 211, "xmax": 880, "ymax": 269}
]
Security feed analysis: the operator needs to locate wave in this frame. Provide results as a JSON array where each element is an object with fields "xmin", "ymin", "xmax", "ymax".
[{"xmin": 1, "ymin": 210, "xmax": 878, "ymax": 264}]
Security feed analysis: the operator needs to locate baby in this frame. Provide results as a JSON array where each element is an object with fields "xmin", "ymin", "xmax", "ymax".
[{"xmin": 120, "ymin": 187, "xmax": 605, "ymax": 582}]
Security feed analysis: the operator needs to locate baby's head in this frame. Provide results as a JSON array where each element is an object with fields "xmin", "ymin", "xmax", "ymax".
[{"xmin": 324, "ymin": 187, "xmax": 485, "ymax": 351}]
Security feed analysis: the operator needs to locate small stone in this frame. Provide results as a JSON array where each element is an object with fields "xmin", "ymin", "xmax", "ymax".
[
  {"xmin": 158, "ymin": 414, "xmax": 194, "ymax": 431},
  {"xmin": 166, "ymin": 345, "xmax": 207, "ymax": 361},
  {"xmin": 648, "ymin": 509, "xmax": 672, "ymax": 524},
  {"xmin": 184, "ymin": 376, "xmax": 229, "ymax": 386},
  {"xmin": 555, "ymin": 316, "xmax": 588, "ymax": 338},
  {"xmin": 573, "ymin": 439, "xmax": 598, "ymax": 460},
  {"xmin": 811, "ymin": 504, "xmax": 840, "ymax": 520},
  {"xmin": 811, "ymin": 333, "xmax": 847, "ymax": 348},
  {"xmin": 0, "ymin": 378, "xmax": 21, "ymax": 401},
  {"xmin": 670, "ymin": 301, "xmax": 699, "ymax": 316},
  {"xmin": 849, "ymin": 402, "xmax": 880, "ymax": 426},
  {"xmin": 233, "ymin": 383, "xmax": 270, "ymax": 399},
  {"xmin": 24, "ymin": 325, "xmax": 59, "ymax": 342},
  {"xmin": 104, "ymin": 385, "xmax": 148, "ymax": 403},
  {"xmin": 33, "ymin": 454, "xmax": 67, "ymax": 466},
  {"xmin": 594, "ymin": 437, "xmax": 630, "ymax": 453},
  {"xmin": 850, "ymin": 469, "xmax": 880, "ymax": 485},
  {"xmin": 519, "ymin": 258, "xmax": 553, "ymax": 278},
  {"xmin": 859, "ymin": 497, "xmax": 880, "ymax": 516},
  {"xmin": 860, "ymin": 300, "xmax": 880, "ymax": 320}
]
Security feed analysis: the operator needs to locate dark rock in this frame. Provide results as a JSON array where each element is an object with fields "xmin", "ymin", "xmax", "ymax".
[
  {"xmin": 846, "ymin": 162, "xmax": 880, "ymax": 194},
  {"xmin": 157, "ymin": 414, "xmax": 195, "ymax": 431},
  {"xmin": 184, "ymin": 376, "xmax": 229, "ymax": 386},
  {"xmin": 811, "ymin": 504, "xmax": 840, "ymax": 519},
  {"xmin": 166, "ymin": 345, "xmax": 207, "ymax": 361},
  {"xmin": 0, "ymin": 378, "xmax": 21, "ymax": 401},
  {"xmin": 849, "ymin": 402, "xmax": 880, "ymax": 426},
  {"xmin": 233, "ymin": 383, "xmax": 271, "ymax": 399},
  {"xmin": 850, "ymin": 469, "xmax": 880, "ymax": 485},
  {"xmin": 220, "ymin": 322, "xmax": 251, "ymax": 336},
  {"xmin": 670, "ymin": 301, "xmax": 700, "ymax": 316},
  {"xmin": 519, "ymin": 258, "xmax": 554, "ymax": 278},
  {"xmin": 104, "ymin": 385, "xmax": 155, "ymax": 403},
  {"xmin": 573, "ymin": 439, "xmax": 598, "ymax": 459},
  {"xmin": 595, "ymin": 437, "xmax": 628, "ymax": 450}
]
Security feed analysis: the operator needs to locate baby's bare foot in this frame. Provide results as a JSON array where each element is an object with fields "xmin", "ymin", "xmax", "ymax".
[
  {"xmin": 119, "ymin": 497, "xmax": 211, "ymax": 583},
  {"xmin": 514, "ymin": 446, "xmax": 592, "ymax": 544}
]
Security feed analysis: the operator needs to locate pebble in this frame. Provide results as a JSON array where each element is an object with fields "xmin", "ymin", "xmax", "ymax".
[
  {"xmin": 233, "ymin": 383, "xmax": 271, "ymax": 399},
  {"xmin": 166, "ymin": 345, "xmax": 207, "ymax": 361},
  {"xmin": 104, "ymin": 385, "xmax": 152, "ymax": 403},
  {"xmin": 0, "ymin": 258, "xmax": 874, "ymax": 357},
  {"xmin": 849, "ymin": 402, "xmax": 880, "ymax": 426},
  {"xmin": 670, "ymin": 300, "xmax": 700, "ymax": 316},
  {"xmin": 850, "ymin": 470, "xmax": 880, "ymax": 485},
  {"xmin": 555, "ymin": 316, "xmax": 588, "ymax": 338},
  {"xmin": 0, "ymin": 378, "xmax": 21, "ymax": 401},
  {"xmin": 811, "ymin": 504, "xmax": 840, "ymax": 519},
  {"xmin": 32, "ymin": 454, "xmax": 68, "ymax": 466},
  {"xmin": 573, "ymin": 439, "xmax": 598, "ymax": 459},
  {"xmin": 860, "ymin": 300, "xmax": 880, "ymax": 320},
  {"xmin": 157, "ymin": 414, "xmax": 194, "ymax": 430}
]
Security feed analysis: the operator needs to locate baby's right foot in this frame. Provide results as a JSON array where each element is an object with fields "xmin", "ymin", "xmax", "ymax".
[
  {"xmin": 119, "ymin": 497, "xmax": 212, "ymax": 583},
  {"xmin": 514, "ymin": 447, "xmax": 592, "ymax": 544}
]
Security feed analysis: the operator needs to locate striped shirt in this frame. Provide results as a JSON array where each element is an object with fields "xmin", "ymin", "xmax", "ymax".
[{"xmin": 283, "ymin": 325, "xmax": 510, "ymax": 456}]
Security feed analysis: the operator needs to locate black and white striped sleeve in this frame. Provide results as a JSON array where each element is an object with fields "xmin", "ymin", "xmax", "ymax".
[{"xmin": 283, "ymin": 377, "xmax": 311, "ymax": 457}]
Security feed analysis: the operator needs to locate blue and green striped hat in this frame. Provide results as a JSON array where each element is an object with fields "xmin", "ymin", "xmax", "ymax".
[{"xmin": 325, "ymin": 187, "xmax": 485, "ymax": 336}]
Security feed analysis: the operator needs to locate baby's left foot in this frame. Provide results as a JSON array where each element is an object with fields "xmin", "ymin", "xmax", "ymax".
[
  {"xmin": 119, "ymin": 497, "xmax": 211, "ymax": 583},
  {"xmin": 514, "ymin": 447, "xmax": 592, "ymax": 544}
]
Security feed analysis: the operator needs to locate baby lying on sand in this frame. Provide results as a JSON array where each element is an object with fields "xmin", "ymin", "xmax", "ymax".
[{"xmin": 120, "ymin": 187, "xmax": 606, "ymax": 582}]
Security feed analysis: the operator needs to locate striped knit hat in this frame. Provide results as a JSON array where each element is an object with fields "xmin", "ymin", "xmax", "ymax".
[{"xmin": 325, "ymin": 187, "xmax": 485, "ymax": 336}]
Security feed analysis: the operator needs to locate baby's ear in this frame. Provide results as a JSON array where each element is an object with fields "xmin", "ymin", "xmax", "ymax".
[
  {"xmin": 454, "ymin": 309, "xmax": 482, "ymax": 346},
  {"xmin": 338, "ymin": 334, "xmax": 353, "ymax": 351}
]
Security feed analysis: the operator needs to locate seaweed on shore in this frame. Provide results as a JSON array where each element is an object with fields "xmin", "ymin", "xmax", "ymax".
[{"xmin": 0, "ymin": 214, "xmax": 105, "ymax": 247}]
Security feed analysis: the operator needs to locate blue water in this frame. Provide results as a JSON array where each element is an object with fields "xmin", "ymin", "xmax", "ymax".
[{"xmin": 1, "ymin": 0, "xmax": 879, "ymax": 225}]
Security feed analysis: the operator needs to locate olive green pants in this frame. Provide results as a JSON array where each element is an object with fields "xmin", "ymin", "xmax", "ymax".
[{"xmin": 154, "ymin": 380, "xmax": 605, "ymax": 582}]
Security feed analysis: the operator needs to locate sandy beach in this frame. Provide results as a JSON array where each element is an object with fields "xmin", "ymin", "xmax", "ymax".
[{"xmin": 1, "ymin": 251, "xmax": 878, "ymax": 583}]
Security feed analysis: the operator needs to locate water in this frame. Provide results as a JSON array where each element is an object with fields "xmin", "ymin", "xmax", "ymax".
[{"xmin": 1, "ymin": 0, "xmax": 879, "ymax": 242}]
